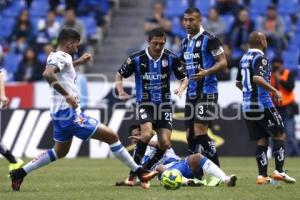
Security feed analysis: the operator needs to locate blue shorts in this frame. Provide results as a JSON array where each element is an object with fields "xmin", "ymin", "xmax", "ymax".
[
  {"xmin": 168, "ymin": 158, "xmax": 201, "ymax": 179},
  {"xmin": 51, "ymin": 108, "xmax": 100, "ymax": 142}
]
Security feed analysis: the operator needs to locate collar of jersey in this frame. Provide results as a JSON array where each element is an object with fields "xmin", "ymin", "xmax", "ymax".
[
  {"xmin": 145, "ymin": 47, "xmax": 165, "ymax": 62},
  {"xmin": 248, "ymin": 48, "xmax": 264, "ymax": 55},
  {"xmin": 188, "ymin": 26, "xmax": 205, "ymax": 40}
]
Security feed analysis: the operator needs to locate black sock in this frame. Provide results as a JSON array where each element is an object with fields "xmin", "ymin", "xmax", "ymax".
[
  {"xmin": 256, "ymin": 145, "xmax": 268, "ymax": 176},
  {"xmin": 195, "ymin": 135, "xmax": 220, "ymax": 166},
  {"xmin": 142, "ymin": 147, "xmax": 166, "ymax": 170},
  {"xmin": 187, "ymin": 130, "xmax": 197, "ymax": 155},
  {"xmin": 273, "ymin": 140, "xmax": 285, "ymax": 173},
  {"xmin": 0, "ymin": 143, "xmax": 17, "ymax": 163},
  {"xmin": 132, "ymin": 140, "xmax": 148, "ymax": 165}
]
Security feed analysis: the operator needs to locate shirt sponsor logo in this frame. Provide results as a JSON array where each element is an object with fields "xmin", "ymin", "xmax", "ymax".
[{"xmin": 183, "ymin": 52, "xmax": 200, "ymax": 60}]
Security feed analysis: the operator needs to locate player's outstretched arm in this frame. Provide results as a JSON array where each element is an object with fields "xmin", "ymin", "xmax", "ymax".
[
  {"xmin": 253, "ymin": 75, "xmax": 282, "ymax": 104},
  {"xmin": 115, "ymin": 73, "xmax": 130, "ymax": 100},
  {"xmin": 43, "ymin": 65, "xmax": 78, "ymax": 108},
  {"xmin": 73, "ymin": 53, "xmax": 93, "ymax": 67}
]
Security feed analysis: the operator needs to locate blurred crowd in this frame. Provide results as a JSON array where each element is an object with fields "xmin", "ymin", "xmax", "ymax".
[
  {"xmin": 0, "ymin": 0, "xmax": 299, "ymax": 83},
  {"xmin": 141, "ymin": 0, "xmax": 300, "ymax": 81},
  {"xmin": 0, "ymin": 0, "xmax": 114, "ymax": 82}
]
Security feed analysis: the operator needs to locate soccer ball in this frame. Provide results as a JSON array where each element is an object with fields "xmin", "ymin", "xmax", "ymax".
[{"xmin": 160, "ymin": 169, "xmax": 183, "ymax": 190}]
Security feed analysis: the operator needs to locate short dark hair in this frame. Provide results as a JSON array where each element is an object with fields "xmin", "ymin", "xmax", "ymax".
[
  {"xmin": 148, "ymin": 27, "xmax": 166, "ymax": 41},
  {"xmin": 57, "ymin": 28, "xmax": 80, "ymax": 45},
  {"xmin": 272, "ymin": 57, "xmax": 283, "ymax": 64},
  {"xmin": 128, "ymin": 124, "xmax": 140, "ymax": 136},
  {"xmin": 184, "ymin": 7, "xmax": 202, "ymax": 16}
]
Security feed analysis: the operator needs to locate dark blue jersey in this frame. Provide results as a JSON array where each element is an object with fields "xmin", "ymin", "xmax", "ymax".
[
  {"xmin": 237, "ymin": 49, "xmax": 274, "ymax": 111},
  {"xmin": 180, "ymin": 28, "xmax": 224, "ymax": 98},
  {"xmin": 118, "ymin": 48, "xmax": 186, "ymax": 104}
]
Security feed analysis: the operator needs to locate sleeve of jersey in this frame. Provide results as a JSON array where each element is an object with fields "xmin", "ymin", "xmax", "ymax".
[
  {"xmin": 46, "ymin": 53, "xmax": 66, "ymax": 71},
  {"xmin": 118, "ymin": 57, "xmax": 135, "ymax": 78},
  {"xmin": 172, "ymin": 57, "xmax": 187, "ymax": 80},
  {"xmin": 208, "ymin": 37, "xmax": 224, "ymax": 56},
  {"xmin": 253, "ymin": 56, "xmax": 268, "ymax": 77}
]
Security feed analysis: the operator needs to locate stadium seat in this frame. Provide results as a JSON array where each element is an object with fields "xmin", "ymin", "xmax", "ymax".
[
  {"xmin": 249, "ymin": 0, "xmax": 271, "ymax": 17},
  {"xmin": 0, "ymin": 17, "xmax": 16, "ymax": 39},
  {"xmin": 282, "ymin": 49, "xmax": 300, "ymax": 70},
  {"xmin": 220, "ymin": 14, "xmax": 235, "ymax": 34},
  {"xmin": 2, "ymin": 0, "xmax": 26, "ymax": 17},
  {"xmin": 171, "ymin": 17, "xmax": 185, "ymax": 39},
  {"xmin": 78, "ymin": 16, "xmax": 98, "ymax": 38},
  {"xmin": 283, "ymin": 15, "xmax": 292, "ymax": 34},
  {"xmin": 194, "ymin": 0, "xmax": 215, "ymax": 17},
  {"xmin": 29, "ymin": 0, "xmax": 49, "ymax": 17},
  {"xmin": 277, "ymin": 0, "xmax": 297, "ymax": 15},
  {"xmin": 3, "ymin": 52, "xmax": 23, "ymax": 74},
  {"xmin": 165, "ymin": 0, "xmax": 189, "ymax": 18}
]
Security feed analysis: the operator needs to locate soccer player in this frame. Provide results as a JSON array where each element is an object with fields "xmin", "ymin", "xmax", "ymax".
[
  {"xmin": 116, "ymin": 125, "xmax": 237, "ymax": 187},
  {"xmin": 0, "ymin": 69, "xmax": 24, "ymax": 172},
  {"xmin": 236, "ymin": 31, "xmax": 296, "ymax": 184},
  {"xmin": 115, "ymin": 28, "xmax": 188, "ymax": 184},
  {"xmin": 9, "ymin": 29, "xmax": 157, "ymax": 191},
  {"xmin": 180, "ymin": 8, "xmax": 227, "ymax": 166}
]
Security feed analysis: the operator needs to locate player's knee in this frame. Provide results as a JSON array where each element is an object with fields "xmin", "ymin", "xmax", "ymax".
[
  {"xmin": 273, "ymin": 133, "xmax": 286, "ymax": 140},
  {"xmin": 257, "ymin": 138, "xmax": 269, "ymax": 146},
  {"xmin": 158, "ymin": 139, "xmax": 171, "ymax": 150},
  {"xmin": 193, "ymin": 123, "xmax": 208, "ymax": 135},
  {"xmin": 55, "ymin": 149, "xmax": 68, "ymax": 158}
]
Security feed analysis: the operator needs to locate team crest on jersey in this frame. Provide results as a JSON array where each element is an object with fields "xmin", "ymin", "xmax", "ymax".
[
  {"xmin": 196, "ymin": 41, "xmax": 201, "ymax": 47},
  {"xmin": 126, "ymin": 58, "xmax": 132, "ymax": 65},
  {"xmin": 262, "ymin": 59, "xmax": 267, "ymax": 66},
  {"xmin": 162, "ymin": 59, "xmax": 168, "ymax": 67},
  {"xmin": 74, "ymin": 115, "xmax": 87, "ymax": 127}
]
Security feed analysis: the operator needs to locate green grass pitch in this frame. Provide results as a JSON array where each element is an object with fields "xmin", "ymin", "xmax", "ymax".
[{"xmin": 0, "ymin": 157, "xmax": 299, "ymax": 200}]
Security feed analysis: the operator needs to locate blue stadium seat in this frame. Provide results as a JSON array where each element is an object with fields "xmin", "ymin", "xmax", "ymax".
[
  {"xmin": 282, "ymin": 49, "xmax": 300, "ymax": 70},
  {"xmin": 2, "ymin": 0, "xmax": 26, "ymax": 17},
  {"xmin": 171, "ymin": 17, "xmax": 185, "ymax": 39},
  {"xmin": 78, "ymin": 17, "xmax": 97, "ymax": 38},
  {"xmin": 29, "ymin": 0, "xmax": 49, "ymax": 17},
  {"xmin": 165, "ymin": 0, "xmax": 189, "ymax": 18},
  {"xmin": 283, "ymin": 15, "xmax": 292, "ymax": 34},
  {"xmin": 277, "ymin": 0, "xmax": 297, "ymax": 15},
  {"xmin": 78, "ymin": 0, "xmax": 110, "ymax": 15},
  {"xmin": 249, "ymin": 0, "xmax": 271, "ymax": 17},
  {"xmin": 220, "ymin": 14, "xmax": 235, "ymax": 34},
  {"xmin": 0, "ymin": 17, "xmax": 16, "ymax": 39},
  {"xmin": 194, "ymin": 0, "xmax": 215, "ymax": 17},
  {"xmin": 3, "ymin": 52, "xmax": 23, "ymax": 74}
]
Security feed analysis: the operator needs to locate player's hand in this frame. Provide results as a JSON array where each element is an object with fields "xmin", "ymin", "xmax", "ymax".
[
  {"xmin": 128, "ymin": 135, "xmax": 141, "ymax": 140},
  {"xmin": 66, "ymin": 95, "xmax": 78, "ymax": 109},
  {"xmin": 191, "ymin": 68, "xmax": 208, "ymax": 80},
  {"xmin": 79, "ymin": 53, "xmax": 93, "ymax": 64},
  {"xmin": 118, "ymin": 91, "xmax": 131, "ymax": 100},
  {"xmin": 174, "ymin": 88, "xmax": 183, "ymax": 98},
  {"xmin": 0, "ymin": 95, "xmax": 9, "ymax": 108},
  {"xmin": 273, "ymin": 90, "xmax": 282, "ymax": 105}
]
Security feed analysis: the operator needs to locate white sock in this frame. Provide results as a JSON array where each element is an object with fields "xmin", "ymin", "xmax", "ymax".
[
  {"xmin": 200, "ymin": 157, "xmax": 227, "ymax": 182},
  {"xmin": 110, "ymin": 141, "xmax": 139, "ymax": 172},
  {"xmin": 23, "ymin": 149, "xmax": 58, "ymax": 174}
]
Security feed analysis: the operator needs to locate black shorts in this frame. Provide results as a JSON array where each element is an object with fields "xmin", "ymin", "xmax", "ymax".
[
  {"xmin": 184, "ymin": 93, "xmax": 218, "ymax": 128},
  {"xmin": 137, "ymin": 103, "xmax": 173, "ymax": 130},
  {"xmin": 244, "ymin": 107, "xmax": 285, "ymax": 141}
]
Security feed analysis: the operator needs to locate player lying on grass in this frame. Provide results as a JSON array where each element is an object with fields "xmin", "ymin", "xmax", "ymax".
[{"xmin": 116, "ymin": 125, "xmax": 237, "ymax": 188}]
